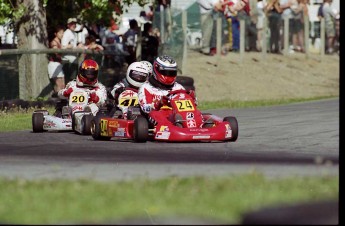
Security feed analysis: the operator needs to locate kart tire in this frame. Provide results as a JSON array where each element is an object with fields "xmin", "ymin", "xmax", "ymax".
[
  {"xmin": 176, "ymin": 76, "xmax": 194, "ymax": 86},
  {"xmin": 133, "ymin": 115, "xmax": 148, "ymax": 143},
  {"xmin": 223, "ymin": 116, "xmax": 238, "ymax": 142},
  {"xmin": 81, "ymin": 114, "xmax": 93, "ymax": 135},
  {"xmin": 91, "ymin": 112, "xmax": 111, "ymax": 141},
  {"xmin": 32, "ymin": 113, "xmax": 44, "ymax": 133}
]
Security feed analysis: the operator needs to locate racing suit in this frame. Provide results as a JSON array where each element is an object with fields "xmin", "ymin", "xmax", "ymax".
[
  {"xmin": 110, "ymin": 78, "xmax": 131, "ymax": 105},
  {"xmin": 58, "ymin": 80, "xmax": 107, "ymax": 106},
  {"xmin": 138, "ymin": 78, "xmax": 185, "ymax": 114}
]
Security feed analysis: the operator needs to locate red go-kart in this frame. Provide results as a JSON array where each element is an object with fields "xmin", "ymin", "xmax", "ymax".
[{"xmin": 91, "ymin": 89, "xmax": 238, "ymax": 143}]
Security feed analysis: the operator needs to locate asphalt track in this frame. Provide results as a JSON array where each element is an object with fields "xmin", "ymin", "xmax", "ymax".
[{"xmin": 0, "ymin": 98, "xmax": 339, "ymax": 181}]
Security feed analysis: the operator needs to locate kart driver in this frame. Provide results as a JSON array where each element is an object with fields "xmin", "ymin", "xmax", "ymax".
[
  {"xmin": 109, "ymin": 61, "xmax": 151, "ymax": 118},
  {"xmin": 55, "ymin": 59, "xmax": 107, "ymax": 115},
  {"xmin": 138, "ymin": 55, "xmax": 197, "ymax": 114},
  {"xmin": 110, "ymin": 61, "xmax": 152, "ymax": 104}
]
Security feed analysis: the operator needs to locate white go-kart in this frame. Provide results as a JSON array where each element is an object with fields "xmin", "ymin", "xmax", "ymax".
[{"xmin": 32, "ymin": 89, "xmax": 99, "ymax": 135}]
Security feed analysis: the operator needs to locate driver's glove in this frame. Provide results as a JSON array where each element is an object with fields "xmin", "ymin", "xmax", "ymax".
[{"xmin": 89, "ymin": 91, "xmax": 100, "ymax": 104}]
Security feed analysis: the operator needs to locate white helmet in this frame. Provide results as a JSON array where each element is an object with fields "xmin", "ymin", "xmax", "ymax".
[
  {"xmin": 126, "ymin": 62, "xmax": 150, "ymax": 89},
  {"xmin": 141, "ymin": 61, "xmax": 153, "ymax": 76}
]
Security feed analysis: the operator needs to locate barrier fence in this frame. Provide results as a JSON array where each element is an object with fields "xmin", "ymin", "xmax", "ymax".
[{"xmin": 0, "ymin": 5, "xmax": 335, "ymax": 101}]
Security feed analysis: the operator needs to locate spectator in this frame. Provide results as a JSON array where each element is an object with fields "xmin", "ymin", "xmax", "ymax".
[
  {"xmin": 101, "ymin": 19, "xmax": 122, "ymax": 67},
  {"xmin": 279, "ymin": 0, "xmax": 292, "ymax": 52},
  {"xmin": 61, "ymin": 18, "xmax": 84, "ymax": 83},
  {"xmin": 48, "ymin": 25, "xmax": 65, "ymax": 96},
  {"xmin": 197, "ymin": 0, "xmax": 218, "ymax": 55},
  {"xmin": 265, "ymin": 0, "xmax": 283, "ymax": 54},
  {"xmin": 290, "ymin": 0, "xmax": 305, "ymax": 53},
  {"xmin": 256, "ymin": 0, "xmax": 267, "ymax": 51},
  {"xmin": 75, "ymin": 21, "xmax": 89, "ymax": 45},
  {"xmin": 322, "ymin": 0, "xmax": 339, "ymax": 54},
  {"xmin": 122, "ymin": 19, "xmax": 139, "ymax": 65},
  {"xmin": 84, "ymin": 35, "xmax": 104, "ymax": 64},
  {"xmin": 141, "ymin": 22, "xmax": 159, "ymax": 64}
]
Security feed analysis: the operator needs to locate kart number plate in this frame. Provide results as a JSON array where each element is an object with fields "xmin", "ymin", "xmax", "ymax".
[
  {"xmin": 118, "ymin": 97, "xmax": 138, "ymax": 107},
  {"xmin": 174, "ymin": 100, "xmax": 195, "ymax": 112},
  {"xmin": 100, "ymin": 119, "xmax": 108, "ymax": 136},
  {"xmin": 70, "ymin": 92, "xmax": 88, "ymax": 105}
]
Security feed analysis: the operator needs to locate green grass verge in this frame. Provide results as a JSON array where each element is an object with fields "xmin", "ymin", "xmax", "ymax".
[
  {"xmin": 0, "ymin": 96, "xmax": 338, "ymax": 132},
  {"xmin": 0, "ymin": 173, "xmax": 338, "ymax": 224}
]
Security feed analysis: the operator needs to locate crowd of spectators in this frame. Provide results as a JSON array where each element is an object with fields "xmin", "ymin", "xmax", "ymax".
[{"xmin": 196, "ymin": 0, "xmax": 339, "ymax": 56}]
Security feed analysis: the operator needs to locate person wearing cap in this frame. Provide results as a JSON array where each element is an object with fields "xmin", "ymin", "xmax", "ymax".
[{"xmin": 61, "ymin": 18, "xmax": 84, "ymax": 83}]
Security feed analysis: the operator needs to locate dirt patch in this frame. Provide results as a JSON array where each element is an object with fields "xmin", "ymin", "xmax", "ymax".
[{"xmin": 183, "ymin": 50, "xmax": 339, "ymax": 102}]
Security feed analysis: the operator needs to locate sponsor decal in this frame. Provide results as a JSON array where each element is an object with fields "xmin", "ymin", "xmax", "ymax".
[
  {"xmin": 192, "ymin": 135, "xmax": 211, "ymax": 139},
  {"xmin": 109, "ymin": 121, "xmax": 119, "ymax": 128},
  {"xmin": 159, "ymin": 126, "xmax": 169, "ymax": 132},
  {"xmin": 62, "ymin": 120, "xmax": 71, "ymax": 123},
  {"xmin": 190, "ymin": 128, "xmax": 208, "ymax": 132},
  {"xmin": 45, "ymin": 120, "xmax": 56, "ymax": 127},
  {"xmin": 114, "ymin": 131, "xmax": 125, "ymax": 137},
  {"xmin": 225, "ymin": 124, "xmax": 232, "ymax": 138},
  {"xmin": 72, "ymin": 105, "xmax": 83, "ymax": 112},
  {"xmin": 187, "ymin": 119, "xmax": 196, "ymax": 128},
  {"xmin": 186, "ymin": 112, "xmax": 194, "ymax": 119},
  {"xmin": 155, "ymin": 131, "xmax": 170, "ymax": 139}
]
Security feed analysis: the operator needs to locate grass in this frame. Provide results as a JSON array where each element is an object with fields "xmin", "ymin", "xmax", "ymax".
[
  {"xmin": 0, "ymin": 96, "xmax": 337, "ymax": 132},
  {"xmin": 0, "ymin": 173, "xmax": 338, "ymax": 224}
]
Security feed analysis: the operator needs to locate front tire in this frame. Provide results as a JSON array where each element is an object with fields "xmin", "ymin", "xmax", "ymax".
[
  {"xmin": 91, "ymin": 112, "xmax": 111, "ymax": 140},
  {"xmin": 133, "ymin": 115, "xmax": 148, "ymax": 142},
  {"xmin": 32, "ymin": 113, "xmax": 44, "ymax": 133},
  {"xmin": 223, "ymin": 116, "xmax": 238, "ymax": 142}
]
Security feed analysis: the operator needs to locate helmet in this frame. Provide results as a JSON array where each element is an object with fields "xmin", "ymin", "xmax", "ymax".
[
  {"xmin": 153, "ymin": 55, "xmax": 177, "ymax": 86},
  {"xmin": 77, "ymin": 59, "xmax": 99, "ymax": 87},
  {"xmin": 141, "ymin": 61, "xmax": 153, "ymax": 76},
  {"xmin": 126, "ymin": 61, "xmax": 150, "ymax": 89}
]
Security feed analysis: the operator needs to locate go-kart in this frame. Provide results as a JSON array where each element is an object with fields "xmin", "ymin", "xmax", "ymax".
[
  {"xmin": 32, "ymin": 89, "xmax": 99, "ymax": 135},
  {"xmin": 90, "ymin": 88, "xmax": 142, "ymax": 141},
  {"xmin": 91, "ymin": 89, "xmax": 238, "ymax": 143}
]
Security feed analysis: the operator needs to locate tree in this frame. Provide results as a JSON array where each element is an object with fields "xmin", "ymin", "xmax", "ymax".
[{"xmin": 0, "ymin": 0, "xmax": 151, "ymax": 100}]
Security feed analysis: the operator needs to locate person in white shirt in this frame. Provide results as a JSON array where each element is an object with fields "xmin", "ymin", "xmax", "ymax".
[{"xmin": 61, "ymin": 18, "xmax": 84, "ymax": 82}]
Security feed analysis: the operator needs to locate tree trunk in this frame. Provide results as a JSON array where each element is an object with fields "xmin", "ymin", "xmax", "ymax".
[{"xmin": 17, "ymin": 0, "xmax": 50, "ymax": 100}]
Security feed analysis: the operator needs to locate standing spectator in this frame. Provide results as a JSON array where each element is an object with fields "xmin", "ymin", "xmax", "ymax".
[
  {"xmin": 141, "ymin": 22, "xmax": 159, "ymax": 64},
  {"xmin": 48, "ymin": 25, "xmax": 65, "ymax": 96},
  {"xmin": 256, "ymin": 0, "xmax": 267, "ymax": 51},
  {"xmin": 84, "ymin": 35, "xmax": 104, "ymax": 64},
  {"xmin": 322, "ymin": 0, "xmax": 339, "ymax": 54},
  {"xmin": 265, "ymin": 0, "xmax": 283, "ymax": 53},
  {"xmin": 122, "ymin": 19, "xmax": 139, "ymax": 65},
  {"xmin": 75, "ymin": 21, "xmax": 89, "ymax": 46},
  {"xmin": 290, "ymin": 0, "xmax": 305, "ymax": 52},
  {"xmin": 279, "ymin": 0, "xmax": 293, "ymax": 53},
  {"xmin": 102, "ymin": 20, "xmax": 121, "ymax": 67},
  {"xmin": 154, "ymin": 0, "xmax": 172, "ymax": 43},
  {"xmin": 61, "ymin": 18, "xmax": 84, "ymax": 83},
  {"xmin": 197, "ymin": 0, "xmax": 218, "ymax": 55}
]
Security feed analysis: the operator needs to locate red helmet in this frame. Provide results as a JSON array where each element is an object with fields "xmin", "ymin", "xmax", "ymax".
[
  {"xmin": 77, "ymin": 59, "xmax": 99, "ymax": 87},
  {"xmin": 153, "ymin": 55, "xmax": 177, "ymax": 86}
]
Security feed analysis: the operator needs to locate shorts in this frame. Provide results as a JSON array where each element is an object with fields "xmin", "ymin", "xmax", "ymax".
[{"xmin": 48, "ymin": 61, "xmax": 65, "ymax": 79}]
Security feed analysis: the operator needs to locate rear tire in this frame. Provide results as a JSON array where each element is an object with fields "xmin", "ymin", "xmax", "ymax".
[
  {"xmin": 81, "ymin": 114, "xmax": 93, "ymax": 135},
  {"xmin": 91, "ymin": 112, "xmax": 111, "ymax": 140},
  {"xmin": 133, "ymin": 115, "xmax": 148, "ymax": 142},
  {"xmin": 223, "ymin": 116, "xmax": 238, "ymax": 142},
  {"xmin": 32, "ymin": 113, "xmax": 44, "ymax": 133}
]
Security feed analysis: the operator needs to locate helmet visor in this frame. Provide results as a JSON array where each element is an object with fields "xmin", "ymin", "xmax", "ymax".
[
  {"xmin": 82, "ymin": 69, "xmax": 97, "ymax": 82},
  {"xmin": 129, "ymin": 70, "xmax": 148, "ymax": 82},
  {"xmin": 157, "ymin": 67, "xmax": 177, "ymax": 77}
]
